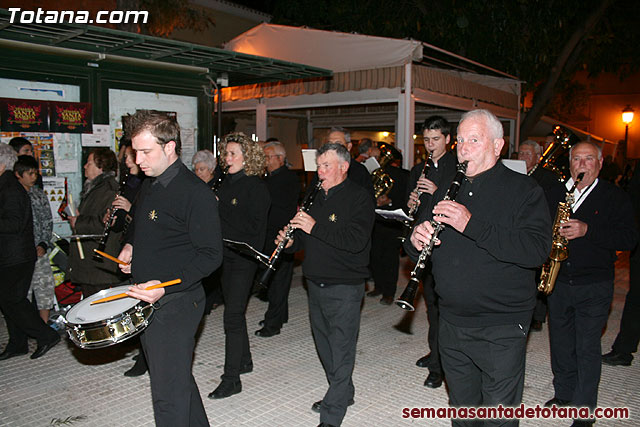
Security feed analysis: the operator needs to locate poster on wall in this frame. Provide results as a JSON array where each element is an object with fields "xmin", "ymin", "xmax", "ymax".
[
  {"xmin": 43, "ymin": 177, "xmax": 67, "ymax": 223},
  {"xmin": 0, "ymin": 131, "xmax": 56, "ymax": 176},
  {"xmin": 49, "ymin": 101, "xmax": 92, "ymax": 133},
  {"xmin": 0, "ymin": 98, "xmax": 49, "ymax": 132}
]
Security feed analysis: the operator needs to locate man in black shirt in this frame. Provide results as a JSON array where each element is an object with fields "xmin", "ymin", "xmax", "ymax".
[
  {"xmin": 545, "ymin": 142, "xmax": 637, "ymax": 421},
  {"xmin": 518, "ymin": 139, "xmax": 564, "ymax": 331},
  {"xmin": 118, "ymin": 110, "xmax": 222, "ymax": 427},
  {"xmin": 255, "ymin": 141, "xmax": 300, "ymax": 337},
  {"xmin": 279, "ymin": 143, "xmax": 374, "ymax": 427},
  {"xmin": 407, "ymin": 109, "xmax": 552, "ymax": 424},
  {"xmin": 326, "ymin": 126, "xmax": 375, "ymax": 198},
  {"xmin": 405, "ymin": 115, "xmax": 457, "ymax": 389}
]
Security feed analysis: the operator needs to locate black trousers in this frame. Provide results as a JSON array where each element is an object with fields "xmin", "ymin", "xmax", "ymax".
[
  {"xmin": 308, "ymin": 280, "xmax": 364, "ymax": 427},
  {"xmin": 611, "ymin": 248, "xmax": 640, "ymax": 357},
  {"xmin": 421, "ymin": 271, "xmax": 442, "ymax": 374},
  {"xmin": 370, "ymin": 221, "xmax": 403, "ymax": 298},
  {"xmin": 548, "ymin": 280, "xmax": 613, "ymax": 408},
  {"xmin": 261, "ymin": 252, "xmax": 294, "ymax": 330},
  {"xmin": 140, "ymin": 287, "xmax": 209, "ymax": 427},
  {"xmin": 0, "ymin": 261, "xmax": 58, "ymax": 351},
  {"xmin": 439, "ymin": 317, "xmax": 529, "ymax": 427},
  {"xmin": 221, "ymin": 255, "xmax": 257, "ymax": 381}
]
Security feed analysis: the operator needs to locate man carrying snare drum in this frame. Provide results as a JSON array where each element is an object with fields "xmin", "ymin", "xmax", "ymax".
[{"xmin": 118, "ymin": 110, "xmax": 223, "ymax": 427}]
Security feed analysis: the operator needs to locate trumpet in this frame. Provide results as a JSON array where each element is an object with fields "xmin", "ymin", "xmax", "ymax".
[
  {"xmin": 396, "ymin": 161, "xmax": 468, "ymax": 311},
  {"xmin": 257, "ymin": 180, "xmax": 323, "ymax": 287}
]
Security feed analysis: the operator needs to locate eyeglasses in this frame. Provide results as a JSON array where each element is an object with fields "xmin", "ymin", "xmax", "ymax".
[
  {"xmin": 517, "ymin": 152, "xmax": 534, "ymax": 157},
  {"xmin": 265, "ymin": 154, "xmax": 282, "ymax": 159}
]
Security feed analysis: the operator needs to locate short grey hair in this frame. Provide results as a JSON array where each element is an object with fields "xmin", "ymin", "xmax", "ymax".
[
  {"xmin": 569, "ymin": 141, "xmax": 603, "ymax": 160},
  {"xmin": 264, "ymin": 141, "xmax": 286, "ymax": 157},
  {"xmin": 317, "ymin": 143, "xmax": 351, "ymax": 163},
  {"xmin": 329, "ymin": 126, "xmax": 351, "ymax": 143},
  {"xmin": 459, "ymin": 109, "xmax": 504, "ymax": 140},
  {"xmin": 191, "ymin": 149, "xmax": 216, "ymax": 172},
  {"xmin": 520, "ymin": 139, "xmax": 542, "ymax": 156},
  {"xmin": 0, "ymin": 143, "xmax": 18, "ymax": 171}
]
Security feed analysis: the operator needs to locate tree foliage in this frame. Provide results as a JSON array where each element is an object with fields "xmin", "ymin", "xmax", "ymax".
[{"xmin": 270, "ymin": 0, "xmax": 640, "ymax": 135}]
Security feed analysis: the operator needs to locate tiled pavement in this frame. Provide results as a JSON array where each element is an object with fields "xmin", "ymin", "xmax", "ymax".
[{"xmin": 1, "ymin": 254, "xmax": 638, "ymax": 426}]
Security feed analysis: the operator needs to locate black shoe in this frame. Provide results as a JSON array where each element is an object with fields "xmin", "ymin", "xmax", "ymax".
[
  {"xmin": 311, "ymin": 399, "xmax": 354, "ymax": 413},
  {"xmin": 416, "ymin": 353, "xmax": 431, "ymax": 367},
  {"xmin": 531, "ymin": 320, "xmax": 543, "ymax": 331},
  {"xmin": 570, "ymin": 419, "xmax": 595, "ymax": 427},
  {"xmin": 208, "ymin": 380, "xmax": 241, "ymax": 399},
  {"xmin": 240, "ymin": 362, "xmax": 253, "ymax": 374},
  {"xmin": 31, "ymin": 335, "xmax": 61, "ymax": 359},
  {"xmin": 124, "ymin": 356, "xmax": 148, "ymax": 377},
  {"xmin": 366, "ymin": 289, "xmax": 382, "ymax": 297},
  {"xmin": 424, "ymin": 371, "xmax": 443, "ymax": 388},
  {"xmin": 379, "ymin": 296, "xmax": 394, "ymax": 305},
  {"xmin": 255, "ymin": 327, "xmax": 281, "ymax": 337},
  {"xmin": 602, "ymin": 351, "xmax": 632, "ymax": 366},
  {"xmin": 544, "ymin": 397, "xmax": 571, "ymax": 407},
  {"xmin": 0, "ymin": 347, "xmax": 28, "ymax": 361},
  {"xmin": 317, "ymin": 423, "xmax": 337, "ymax": 427}
]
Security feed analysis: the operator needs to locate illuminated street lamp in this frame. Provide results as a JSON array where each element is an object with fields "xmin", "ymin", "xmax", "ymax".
[{"xmin": 622, "ymin": 105, "xmax": 634, "ymax": 145}]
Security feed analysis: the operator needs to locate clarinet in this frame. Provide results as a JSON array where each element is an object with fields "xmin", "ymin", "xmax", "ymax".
[
  {"xmin": 395, "ymin": 161, "xmax": 468, "ymax": 311},
  {"xmin": 257, "ymin": 180, "xmax": 323, "ymax": 287},
  {"xmin": 211, "ymin": 165, "xmax": 229, "ymax": 193},
  {"xmin": 94, "ymin": 171, "xmax": 129, "ymax": 261},
  {"xmin": 407, "ymin": 151, "xmax": 432, "ymax": 218}
]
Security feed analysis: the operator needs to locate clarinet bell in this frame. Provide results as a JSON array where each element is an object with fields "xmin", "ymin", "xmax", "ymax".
[
  {"xmin": 257, "ymin": 265, "xmax": 275, "ymax": 289},
  {"xmin": 395, "ymin": 279, "xmax": 419, "ymax": 311}
]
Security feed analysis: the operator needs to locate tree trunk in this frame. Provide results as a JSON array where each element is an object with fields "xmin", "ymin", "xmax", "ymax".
[{"xmin": 519, "ymin": 0, "xmax": 615, "ymax": 140}]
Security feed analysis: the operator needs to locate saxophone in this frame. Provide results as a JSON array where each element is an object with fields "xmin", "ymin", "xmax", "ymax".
[
  {"xmin": 538, "ymin": 172, "xmax": 585, "ymax": 295},
  {"xmin": 371, "ymin": 145, "xmax": 395, "ymax": 198}
]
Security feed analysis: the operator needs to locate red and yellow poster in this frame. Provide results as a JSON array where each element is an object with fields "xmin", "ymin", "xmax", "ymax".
[{"xmin": 0, "ymin": 98, "xmax": 49, "ymax": 132}]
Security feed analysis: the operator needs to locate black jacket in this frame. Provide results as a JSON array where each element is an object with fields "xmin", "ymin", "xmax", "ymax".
[
  {"xmin": 217, "ymin": 170, "xmax": 271, "ymax": 257},
  {"xmin": 129, "ymin": 161, "xmax": 223, "ymax": 295},
  {"xmin": 265, "ymin": 165, "xmax": 300, "ymax": 253},
  {"xmin": 290, "ymin": 178, "xmax": 375, "ymax": 285},
  {"xmin": 405, "ymin": 162, "xmax": 552, "ymax": 327},
  {"xmin": 68, "ymin": 172, "xmax": 122, "ymax": 286},
  {"xmin": 406, "ymin": 150, "xmax": 457, "ymax": 216},
  {"xmin": 550, "ymin": 179, "xmax": 638, "ymax": 285},
  {"xmin": 0, "ymin": 170, "xmax": 36, "ymax": 267}
]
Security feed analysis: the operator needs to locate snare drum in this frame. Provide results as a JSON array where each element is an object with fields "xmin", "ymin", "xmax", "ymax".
[{"xmin": 65, "ymin": 285, "xmax": 154, "ymax": 349}]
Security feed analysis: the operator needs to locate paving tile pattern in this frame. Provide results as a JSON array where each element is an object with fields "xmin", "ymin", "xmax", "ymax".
[{"xmin": 0, "ymin": 255, "xmax": 637, "ymax": 426}]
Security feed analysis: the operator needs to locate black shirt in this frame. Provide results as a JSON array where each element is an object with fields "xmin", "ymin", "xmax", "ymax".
[
  {"xmin": 405, "ymin": 162, "xmax": 552, "ymax": 327},
  {"xmin": 406, "ymin": 150, "xmax": 457, "ymax": 216},
  {"xmin": 217, "ymin": 169, "xmax": 271, "ymax": 256},
  {"xmin": 129, "ymin": 160, "xmax": 223, "ymax": 295},
  {"xmin": 290, "ymin": 179, "xmax": 375, "ymax": 285},
  {"xmin": 549, "ymin": 179, "xmax": 637, "ymax": 285},
  {"xmin": 265, "ymin": 165, "xmax": 300, "ymax": 253}
]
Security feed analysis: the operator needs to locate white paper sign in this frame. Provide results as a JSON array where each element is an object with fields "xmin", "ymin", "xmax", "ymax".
[
  {"xmin": 501, "ymin": 159, "xmax": 527, "ymax": 175},
  {"xmin": 302, "ymin": 149, "xmax": 318, "ymax": 172},
  {"xmin": 81, "ymin": 124, "xmax": 111, "ymax": 147},
  {"xmin": 363, "ymin": 157, "xmax": 381, "ymax": 174}
]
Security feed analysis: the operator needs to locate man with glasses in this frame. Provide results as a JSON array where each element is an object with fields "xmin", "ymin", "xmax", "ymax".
[{"xmin": 255, "ymin": 140, "xmax": 301, "ymax": 337}]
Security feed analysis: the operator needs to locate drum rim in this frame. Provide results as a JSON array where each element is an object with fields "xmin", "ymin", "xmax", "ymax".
[{"xmin": 65, "ymin": 285, "xmax": 139, "ymax": 324}]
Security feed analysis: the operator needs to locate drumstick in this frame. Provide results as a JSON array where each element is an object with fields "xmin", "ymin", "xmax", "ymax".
[
  {"xmin": 90, "ymin": 279, "xmax": 182, "ymax": 305},
  {"xmin": 93, "ymin": 249, "xmax": 129, "ymax": 265}
]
